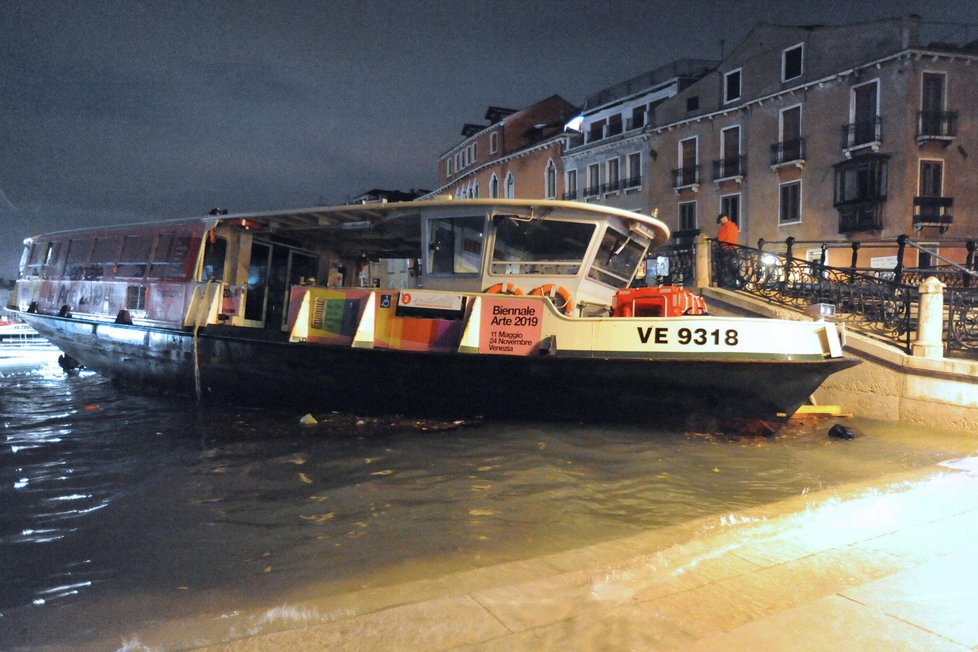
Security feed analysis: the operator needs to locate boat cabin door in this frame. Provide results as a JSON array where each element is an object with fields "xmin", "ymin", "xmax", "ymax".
[{"xmin": 244, "ymin": 242, "xmax": 317, "ymax": 330}]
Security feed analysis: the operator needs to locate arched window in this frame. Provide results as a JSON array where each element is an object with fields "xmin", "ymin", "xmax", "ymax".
[
  {"xmin": 489, "ymin": 174, "xmax": 499, "ymax": 198},
  {"xmin": 505, "ymin": 172, "xmax": 515, "ymax": 199},
  {"xmin": 545, "ymin": 159, "xmax": 557, "ymax": 199},
  {"xmin": 472, "ymin": 181, "xmax": 480, "ymax": 198}
]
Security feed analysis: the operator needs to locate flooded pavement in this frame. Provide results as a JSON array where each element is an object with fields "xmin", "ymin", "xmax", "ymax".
[{"xmin": 1, "ymin": 361, "xmax": 976, "ymax": 649}]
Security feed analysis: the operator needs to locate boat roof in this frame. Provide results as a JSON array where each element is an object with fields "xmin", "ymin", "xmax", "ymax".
[{"xmin": 27, "ymin": 198, "xmax": 672, "ymax": 259}]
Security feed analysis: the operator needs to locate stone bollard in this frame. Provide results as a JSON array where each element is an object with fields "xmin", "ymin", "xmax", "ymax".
[
  {"xmin": 695, "ymin": 233, "xmax": 711, "ymax": 289},
  {"xmin": 912, "ymin": 276, "xmax": 945, "ymax": 359}
]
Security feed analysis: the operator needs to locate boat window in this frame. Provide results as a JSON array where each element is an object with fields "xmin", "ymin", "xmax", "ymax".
[
  {"xmin": 490, "ymin": 217, "xmax": 593, "ymax": 275},
  {"xmin": 588, "ymin": 229, "xmax": 648, "ymax": 287},
  {"xmin": 117, "ymin": 235, "xmax": 153, "ymax": 278},
  {"xmin": 426, "ymin": 216, "xmax": 483, "ymax": 275},
  {"xmin": 24, "ymin": 240, "xmax": 50, "ymax": 277},
  {"xmin": 148, "ymin": 234, "xmax": 173, "ymax": 278},
  {"xmin": 245, "ymin": 242, "xmax": 271, "ymax": 322},
  {"xmin": 65, "ymin": 238, "xmax": 94, "ymax": 280},
  {"xmin": 201, "ymin": 235, "xmax": 227, "ymax": 281},
  {"xmin": 166, "ymin": 236, "xmax": 194, "ymax": 279},
  {"xmin": 146, "ymin": 233, "xmax": 195, "ymax": 280},
  {"xmin": 18, "ymin": 244, "xmax": 31, "ymax": 278}
]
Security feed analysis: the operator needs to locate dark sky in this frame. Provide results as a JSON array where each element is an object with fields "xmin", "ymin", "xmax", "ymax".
[{"xmin": 2, "ymin": 0, "xmax": 976, "ymax": 279}]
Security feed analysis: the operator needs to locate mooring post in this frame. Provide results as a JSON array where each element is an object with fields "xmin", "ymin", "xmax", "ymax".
[
  {"xmin": 695, "ymin": 233, "xmax": 711, "ymax": 289},
  {"xmin": 912, "ymin": 276, "xmax": 945, "ymax": 359}
]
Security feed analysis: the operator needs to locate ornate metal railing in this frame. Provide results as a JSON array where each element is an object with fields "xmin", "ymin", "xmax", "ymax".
[
  {"xmin": 917, "ymin": 110, "xmax": 957, "ymax": 139},
  {"xmin": 658, "ymin": 232, "xmax": 698, "ymax": 286},
  {"xmin": 947, "ymin": 288, "xmax": 978, "ymax": 354},
  {"xmin": 709, "ymin": 235, "xmax": 978, "ymax": 355},
  {"xmin": 713, "ymin": 240, "xmax": 915, "ymax": 351}
]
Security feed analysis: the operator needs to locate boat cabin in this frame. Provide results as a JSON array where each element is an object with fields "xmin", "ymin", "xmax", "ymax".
[{"xmin": 12, "ymin": 199, "xmax": 670, "ymax": 331}]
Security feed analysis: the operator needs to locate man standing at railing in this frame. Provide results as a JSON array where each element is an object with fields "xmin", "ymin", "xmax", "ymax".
[{"xmin": 716, "ymin": 213, "xmax": 740, "ymax": 288}]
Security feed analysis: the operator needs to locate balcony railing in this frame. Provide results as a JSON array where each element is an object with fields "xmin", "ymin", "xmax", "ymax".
[
  {"xmin": 712, "ymin": 155, "xmax": 745, "ymax": 180},
  {"xmin": 917, "ymin": 111, "xmax": 957, "ymax": 140},
  {"xmin": 913, "ymin": 195, "xmax": 954, "ymax": 231},
  {"xmin": 842, "ymin": 117, "xmax": 882, "ymax": 150},
  {"xmin": 770, "ymin": 138, "xmax": 805, "ymax": 166},
  {"xmin": 622, "ymin": 175, "xmax": 641, "ymax": 189},
  {"xmin": 562, "ymin": 189, "xmax": 578, "ymax": 201},
  {"xmin": 837, "ymin": 200, "xmax": 884, "ymax": 234},
  {"xmin": 672, "ymin": 165, "xmax": 700, "ymax": 189},
  {"xmin": 583, "ymin": 185, "xmax": 600, "ymax": 198},
  {"xmin": 601, "ymin": 179, "xmax": 621, "ymax": 194}
]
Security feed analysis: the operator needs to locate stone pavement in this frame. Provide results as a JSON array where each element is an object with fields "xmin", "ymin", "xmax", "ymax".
[{"xmin": 182, "ymin": 457, "xmax": 978, "ymax": 651}]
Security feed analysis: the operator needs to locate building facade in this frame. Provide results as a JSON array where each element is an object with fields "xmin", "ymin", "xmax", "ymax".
[
  {"xmin": 562, "ymin": 60, "xmax": 717, "ymax": 215},
  {"xmin": 642, "ymin": 16, "xmax": 978, "ymax": 268},
  {"xmin": 426, "ymin": 95, "xmax": 576, "ymax": 202}
]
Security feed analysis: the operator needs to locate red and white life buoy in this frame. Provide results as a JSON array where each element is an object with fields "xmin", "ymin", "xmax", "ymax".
[
  {"xmin": 529, "ymin": 284, "xmax": 574, "ymax": 315},
  {"xmin": 483, "ymin": 282, "xmax": 524, "ymax": 296}
]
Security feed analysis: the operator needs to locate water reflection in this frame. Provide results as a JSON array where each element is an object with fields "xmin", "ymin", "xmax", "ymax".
[{"xmin": 0, "ymin": 364, "xmax": 975, "ymax": 648}]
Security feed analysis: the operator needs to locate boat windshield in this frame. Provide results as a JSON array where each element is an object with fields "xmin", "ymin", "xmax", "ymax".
[
  {"xmin": 588, "ymin": 228, "xmax": 648, "ymax": 287},
  {"xmin": 490, "ymin": 217, "xmax": 594, "ymax": 275}
]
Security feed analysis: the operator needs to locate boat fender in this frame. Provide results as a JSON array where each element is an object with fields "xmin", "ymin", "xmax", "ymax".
[
  {"xmin": 58, "ymin": 305, "xmax": 72, "ymax": 318},
  {"xmin": 529, "ymin": 284, "xmax": 574, "ymax": 315},
  {"xmin": 827, "ymin": 424, "xmax": 856, "ymax": 440},
  {"xmin": 115, "ymin": 310, "xmax": 133, "ymax": 325},
  {"xmin": 484, "ymin": 282, "xmax": 523, "ymax": 296}
]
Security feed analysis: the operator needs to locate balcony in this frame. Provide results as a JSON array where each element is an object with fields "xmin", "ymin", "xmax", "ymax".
[
  {"xmin": 672, "ymin": 165, "xmax": 701, "ymax": 191},
  {"xmin": 842, "ymin": 117, "xmax": 882, "ymax": 154},
  {"xmin": 562, "ymin": 189, "xmax": 578, "ymax": 201},
  {"xmin": 712, "ymin": 155, "xmax": 745, "ymax": 182},
  {"xmin": 917, "ymin": 111, "xmax": 957, "ymax": 143},
  {"xmin": 913, "ymin": 195, "xmax": 954, "ymax": 232},
  {"xmin": 583, "ymin": 185, "xmax": 600, "ymax": 198},
  {"xmin": 622, "ymin": 175, "xmax": 641, "ymax": 190},
  {"xmin": 601, "ymin": 179, "xmax": 622, "ymax": 194},
  {"xmin": 837, "ymin": 200, "xmax": 884, "ymax": 234},
  {"xmin": 770, "ymin": 138, "xmax": 805, "ymax": 168}
]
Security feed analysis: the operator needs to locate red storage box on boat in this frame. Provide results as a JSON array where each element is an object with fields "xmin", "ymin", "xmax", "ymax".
[{"xmin": 612, "ymin": 286, "xmax": 707, "ymax": 317}]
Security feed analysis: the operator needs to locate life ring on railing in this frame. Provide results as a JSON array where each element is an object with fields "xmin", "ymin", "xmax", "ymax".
[
  {"xmin": 484, "ymin": 282, "xmax": 524, "ymax": 296},
  {"xmin": 529, "ymin": 284, "xmax": 574, "ymax": 315}
]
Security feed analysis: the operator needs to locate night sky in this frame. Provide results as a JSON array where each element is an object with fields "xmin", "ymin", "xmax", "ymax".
[{"xmin": 2, "ymin": 0, "xmax": 975, "ymax": 279}]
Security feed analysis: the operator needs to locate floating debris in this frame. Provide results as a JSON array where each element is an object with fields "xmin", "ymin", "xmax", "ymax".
[
  {"xmin": 294, "ymin": 413, "xmax": 482, "ymax": 437},
  {"xmin": 828, "ymin": 424, "xmax": 857, "ymax": 440}
]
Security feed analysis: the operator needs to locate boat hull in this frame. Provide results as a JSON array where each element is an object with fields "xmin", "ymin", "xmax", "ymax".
[{"xmin": 18, "ymin": 312, "xmax": 857, "ymax": 427}]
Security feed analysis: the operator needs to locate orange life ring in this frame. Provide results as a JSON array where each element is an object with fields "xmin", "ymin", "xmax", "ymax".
[
  {"xmin": 484, "ymin": 282, "xmax": 524, "ymax": 295},
  {"xmin": 529, "ymin": 284, "xmax": 574, "ymax": 315}
]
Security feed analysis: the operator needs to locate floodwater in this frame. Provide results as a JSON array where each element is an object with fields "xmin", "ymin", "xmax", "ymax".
[{"xmin": 1, "ymin": 359, "xmax": 976, "ymax": 650}]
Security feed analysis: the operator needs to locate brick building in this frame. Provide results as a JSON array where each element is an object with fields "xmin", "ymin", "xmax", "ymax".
[{"xmin": 425, "ymin": 95, "xmax": 577, "ymax": 201}]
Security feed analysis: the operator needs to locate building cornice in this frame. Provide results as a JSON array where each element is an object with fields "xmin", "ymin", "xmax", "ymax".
[
  {"xmin": 439, "ymin": 122, "xmax": 500, "ymax": 161},
  {"xmin": 652, "ymin": 47, "xmax": 978, "ymax": 135},
  {"xmin": 565, "ymin": 131, "xmax": 649, "ymax": 158}
]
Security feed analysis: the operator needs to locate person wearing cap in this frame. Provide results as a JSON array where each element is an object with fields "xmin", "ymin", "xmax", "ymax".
[{"xmin": 716, "ymin": 213, "xmax": 740, "ymax": 288}]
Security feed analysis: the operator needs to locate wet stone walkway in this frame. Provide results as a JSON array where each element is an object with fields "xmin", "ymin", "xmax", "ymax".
[{"xmin": 113, "ymin": 457, "xmax": 978, "ymax": 651}]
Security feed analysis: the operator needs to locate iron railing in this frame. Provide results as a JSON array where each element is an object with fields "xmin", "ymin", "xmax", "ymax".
[
  {"xmin": 770, "ymin": 138, "xmax": 805, "ymax": 166},
  {"xmin": 672, "ymin": 165, "xmax": 700, "ymax": 189},
  {"xmin": 917, "ymin": 110, "xmax": 958, "ymax": 139},
  {"xmin": 842, "ymin": 116, "xmax": 882, "ymax": 149},
  {"xmin": 712, "ymin": 155, "xmax": 745, "ymax": 180},
  {"xmin": 706, "ymin": 235, "xmax": 978, "ymax": 355}
]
